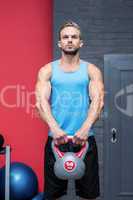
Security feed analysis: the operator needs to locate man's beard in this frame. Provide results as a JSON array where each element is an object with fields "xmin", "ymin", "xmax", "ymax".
[{"xmin": 62, "ymin": 48, "xmax": 79, "ymax": 55}]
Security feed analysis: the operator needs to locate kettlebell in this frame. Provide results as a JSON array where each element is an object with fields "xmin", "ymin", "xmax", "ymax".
[{"xmin": 51, "ymin": 136, "xmax": 89, "ymax": 180}]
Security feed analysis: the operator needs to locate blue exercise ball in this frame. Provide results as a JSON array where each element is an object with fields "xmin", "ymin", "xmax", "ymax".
[
  {"xmin": 0, "ymin": 162, "xmax": 38, "ymax": 200},
  {"xmin": 32, "ymin": 192, "xmax": 45, "ymax": 200}
]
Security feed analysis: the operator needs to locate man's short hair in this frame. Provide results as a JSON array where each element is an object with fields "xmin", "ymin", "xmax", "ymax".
[{"xmin": 58, "ymin": 20, "xmax": 82, "ymax": 40}]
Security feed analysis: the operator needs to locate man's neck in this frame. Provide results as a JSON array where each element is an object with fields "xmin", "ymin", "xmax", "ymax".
[{"xmin": 60, "ymin": 54, "xmax": 80, "ymax": 67}]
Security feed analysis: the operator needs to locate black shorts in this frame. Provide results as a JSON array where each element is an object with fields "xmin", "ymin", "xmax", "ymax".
[{"xmin": 44, "ymin": 136, "xmax": 100, "ymax": 199}]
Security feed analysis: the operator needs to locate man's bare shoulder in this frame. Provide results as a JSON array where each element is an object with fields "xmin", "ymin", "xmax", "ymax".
[
  {"xmin": 39, "ymin": 62, "xmax": 52, "ymax": 75},
  {"xmin": 87, "ymin": 63, "xmax": 101, "ymax": 74},
  {"xmin": 87, "ymin": 63, "xmax": 103, "ymax": 81},
  {"xmin": 38, "ymin": 62, "xmax": 52, "ymax": 81}
]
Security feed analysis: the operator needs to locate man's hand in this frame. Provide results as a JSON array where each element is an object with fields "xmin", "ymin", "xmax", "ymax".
[
  {"xmin": 73, "ymin": 129, "xmax": 88, "ymax": 146},
  {"xmin": 53, "ymin": 129, "xmax": 68, "ymax": 146}
]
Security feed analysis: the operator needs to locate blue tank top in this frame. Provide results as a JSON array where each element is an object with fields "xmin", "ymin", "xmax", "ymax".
[{"xmin": 48, "ymin": 59, "xmax": 94, "ymax": 137}]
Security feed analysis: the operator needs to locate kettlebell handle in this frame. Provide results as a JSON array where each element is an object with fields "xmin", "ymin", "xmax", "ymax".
[{"xmin": 51, "ymin": 136, "xmax": 89, "ymax": 160}]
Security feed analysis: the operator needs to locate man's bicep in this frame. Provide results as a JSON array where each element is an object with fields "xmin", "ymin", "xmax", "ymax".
[
  {"xmin": 89, "ymin": 80, "xmax": 98, "ymax": 101},
  {"xmin": 88, "ymin": 63, "xmax": 104, "ymax": 100},
  {"xmin": 35, "ymin": 66, "xmax": 52, "ymax": 103},
  {"xmin": 35, "ymin": 80, "xmax": 51, "ymax": 103}
]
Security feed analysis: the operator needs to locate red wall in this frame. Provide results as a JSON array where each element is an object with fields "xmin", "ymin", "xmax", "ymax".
[{"xmin": 0, "ymin": 0, "xmax": 53, "ymax": 191}]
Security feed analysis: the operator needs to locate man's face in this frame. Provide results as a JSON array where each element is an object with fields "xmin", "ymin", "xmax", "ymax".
[{"xmin": 58, "ymin": 26, "xmax": 83, "ymax": 55}]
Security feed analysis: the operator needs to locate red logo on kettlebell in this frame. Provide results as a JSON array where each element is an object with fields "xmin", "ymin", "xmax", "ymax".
[{"xmin": 64, "ymin": 160, "xmax": 76, "ymax": 172}]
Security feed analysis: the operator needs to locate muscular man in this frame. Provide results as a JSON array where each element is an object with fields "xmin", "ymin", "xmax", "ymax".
[{"xmin": 35, "ymin": 21, "xmax": 104, "ymax": 200}]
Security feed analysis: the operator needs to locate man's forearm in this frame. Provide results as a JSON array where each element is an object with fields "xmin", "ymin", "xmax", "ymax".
[
  {"xmin": 36, "ymin": 100, "xmax": 60, "ymax": 133},
  {"xmin": 80, "ymin": 97, "xmax": 103, "ymax": 132}
]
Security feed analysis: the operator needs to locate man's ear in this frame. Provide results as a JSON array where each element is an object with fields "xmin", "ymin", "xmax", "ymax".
[
  {"xmin": 80, "ymin": 40, "xmax": 84, "ymax": 48},
  {"xmin": 58, "ymin": 41, "xmax": 61, "ymax": 48}
]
